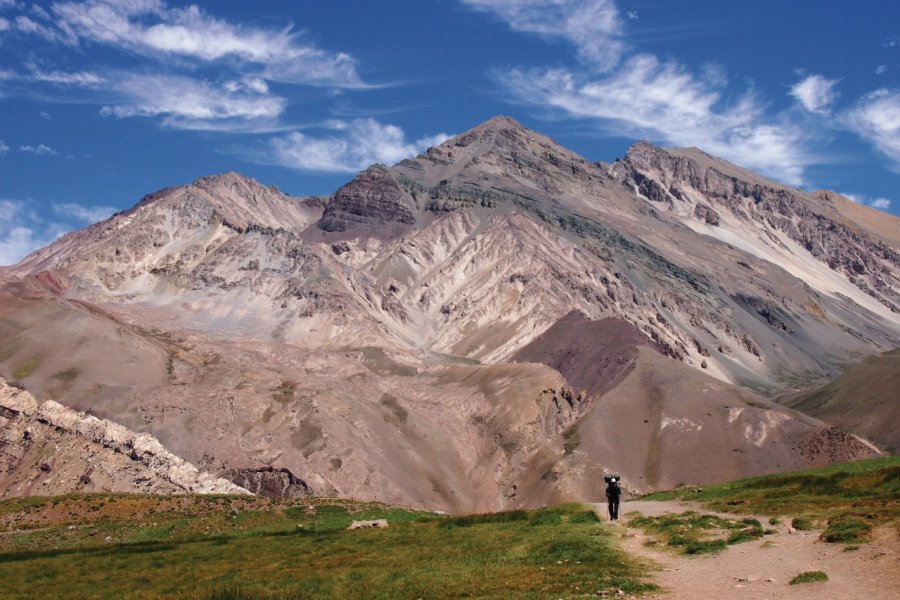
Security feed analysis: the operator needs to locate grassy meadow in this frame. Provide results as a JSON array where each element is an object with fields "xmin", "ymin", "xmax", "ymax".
[
  {"xmin": 640, "ymin": 456, "xmax": 900, "ymax": 545},
  {"xmin": 0, "ymin": 496, "xmax": 653, "ymax": 599}
]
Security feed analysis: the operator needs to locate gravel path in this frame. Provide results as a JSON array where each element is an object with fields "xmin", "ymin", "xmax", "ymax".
[{"xmin": 592, "ymin": 499, "xmax": 900, "ymax": 600}]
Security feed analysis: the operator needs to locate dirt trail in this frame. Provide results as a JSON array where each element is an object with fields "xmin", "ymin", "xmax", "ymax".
[{"xmin": 593, "ymin": 500, "xmax": 899, "ymax": 600}]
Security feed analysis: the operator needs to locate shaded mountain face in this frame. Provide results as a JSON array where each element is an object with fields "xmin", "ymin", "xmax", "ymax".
[
  {"xmin": 778, "ymin": 349, "xmax": 900, "ymax": 453},
  {"xmin": 0, "ymin": 116, "xmax": 896, "ymax": 510}
]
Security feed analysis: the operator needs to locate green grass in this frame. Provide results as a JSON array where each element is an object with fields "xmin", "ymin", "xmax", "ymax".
[
  {"xmin": 12, "ymin": 356, "xmax": 40, "ymax": 379},
  {"xmin": 789, "ymin": 570, "xmax": 828, "ymax": 585},
  {"xmin": 0, "ymin": 497, "xmax": 653, "ymax": 599},
  {"xmin": 629, "ymin": 512, "xmax": 763, "ymax": 556},
  {"xmin": 641, "ymin": 457, "xmax": 900, "ymax": 545}
]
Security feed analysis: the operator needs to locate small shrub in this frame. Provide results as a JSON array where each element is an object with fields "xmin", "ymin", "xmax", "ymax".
[
  {"xmin": 843, "ymin": 545, "xmax": 860, "ymax": 552},
  {"xmin": 768, "ymin": 517, "xmax": 780, "ymax": 525},
  {"xmin": 791, "ymin": 517, "xmax": 813, "ymax": 531},
  {"xmin": 790, "ymin": 570, "xmax": 828, "ymax": 585}
]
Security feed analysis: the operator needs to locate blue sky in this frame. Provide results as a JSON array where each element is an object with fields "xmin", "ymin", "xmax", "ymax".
[{"xmin": 0, "ymin": 0, "xmax": 898, "ymax": 264}]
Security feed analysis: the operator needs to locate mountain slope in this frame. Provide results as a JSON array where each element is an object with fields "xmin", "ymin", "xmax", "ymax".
[
  {"xmin": 0, "ymin": 116, "xmax": 895, "ymax": 509},
  {"xmin": 779, "ymin": 348, "xmax": 900, "ymax": 452}
]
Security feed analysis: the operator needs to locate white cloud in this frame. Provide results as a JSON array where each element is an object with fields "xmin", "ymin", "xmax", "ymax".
[
  {"xmin": 838, "ymin": 192, "xmax": 893, "ymax": 211},
  {"xmin": 27, "ymin": 67, "xmax": 105, "ymax": 86},
  {"xmin": 790, "ymin": 74, "xmax": 840, "ymax": 115},
  {"xmin": 875, "ymin": 65, "xmax": 888, "ymax": 75},
  {"xmin": 100, "ymin": 73, "xmax": 286, "ymax": 130},
  {"xmin": 0, "ymin": 16, "xmax": 9, "ymax": 31},
  {"xmin": 19, "ymin": 143, "xmax": 56, "ymax": 155},
  {"xmin": 842, "ymin": 89, "xmax": 900, "ymax": 170},
  {"xmin": 48, "ymin": 0, "xmax": 362, "ymax": 87},
  {"xmin": 14, "ymin": 13, "xmax": 74, "ymax": 44},
  {"xmin": 0, "ymin": 200, "xmax": 69, "ymax": 266},
  {"xmin": 53, "ymin": 202, "xmax": 116, "ymax": 223},
  {"xmin": 498, "ymin": 56, "xmax": 812, "ymax": 185},
  {"xmin": 262, "ymin": 119, "xmax": 451, "ymax": 173},
  {"xmin": 461, "ymin": 0, "xmax": 624, "ymax": 71},
  {"xmin": 0, "ymin": 139, "xmax": 8, "ymax": 155}
]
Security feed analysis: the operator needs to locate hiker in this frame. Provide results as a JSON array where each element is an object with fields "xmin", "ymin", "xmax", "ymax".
[{"xmin": 604, "ymin": 474, "xmax": 621, "ymax": 521}]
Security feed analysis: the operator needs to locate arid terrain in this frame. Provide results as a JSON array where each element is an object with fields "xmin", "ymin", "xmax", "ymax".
[{"xmin": 1, "ymin": 116, "xmax": 897, "ymax": 511}]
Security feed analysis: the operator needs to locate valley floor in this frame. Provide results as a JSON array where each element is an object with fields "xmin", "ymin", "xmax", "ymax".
[{"xmin": 606, "ymin": 500, "xmax": 900, "ymax": 600}]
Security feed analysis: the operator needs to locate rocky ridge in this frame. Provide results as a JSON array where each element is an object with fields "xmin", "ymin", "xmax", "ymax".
[{"xmin": 0, "ymin": 377, "xmax": 249, "ymax": 496}]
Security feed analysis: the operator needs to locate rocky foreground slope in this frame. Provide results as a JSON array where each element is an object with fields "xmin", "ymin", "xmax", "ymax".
[
  {"xmin": 0, "ymin": 377, "xmax": 247, "ymax": 496},
  {"xmin": 0, "ymin": 116, "xmax": 896, "ymax": 510}
]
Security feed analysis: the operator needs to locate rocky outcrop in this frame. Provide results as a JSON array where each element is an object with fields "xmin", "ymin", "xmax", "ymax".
[
  {"xmin": 225, "ymin": 466, "xmax": 312, "ymax": 498},
  {"xmin": 0, "ymin": 378, "xmax": 249, "ymax": 497},
  {"xmin": 318, "ymin": 165, "xmax": 416, "ymax": 232},
  {"xmin": 619, "ymin": 142, "xmax": 900, "ymax": 312}
]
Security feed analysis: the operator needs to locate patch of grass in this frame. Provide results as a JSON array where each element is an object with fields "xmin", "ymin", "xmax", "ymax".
[
  {"xmin": 821, "ymin": 517, "xmax": 872, "ymax": 544},
  {"xmin": 51, "ymin": 367, "xmax": 81, "ymax": 382},
  {"xmin": 12, "ymin": 356, "xmax": 40, "ymax": 379},
  {"xmin": 562, "ymin": 426, "xmax": 580, "ymax": 455},
  {"xmin": 642, "ymin": 457, "xmax": 900, "ymax": 545},
  {"xmin": 528, "ymin": 510, "xmax": 562, "ymax": 527},
  {"xmin": 629, "ymin": 511, "xmax": 761, "ymax": 556},
  {"xmin": 789, "ymin": 570, "xmax": 828, "ymax": 585},
  {"xmin": 0, "ymin": 498, "xmax": 653, "ymax": 600},
  {"xmin": 440, "ymin": 509, "xmax": 527, "ymax": 528},
  {"xmin": 768, "ymin": 517, "xmax": 780, "ymax": 525},
  {"xmin": 569, "ymin": 510, "xmax": 601, "ymax": 524},
  {"xmin": 843, "ymin": 544, "xmax": 860, "ymax": 552}
]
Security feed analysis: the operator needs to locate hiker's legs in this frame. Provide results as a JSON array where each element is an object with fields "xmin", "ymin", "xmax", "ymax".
[
  {"xmin": 612, "ymin": 500, "xmax": 619, "ymax": 520},
  {"xmin": 608, "ymin": 500, "xmax": 614, "ymax": 520}
]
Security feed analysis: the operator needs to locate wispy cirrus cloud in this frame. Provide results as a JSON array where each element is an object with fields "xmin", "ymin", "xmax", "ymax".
[
  {"xmin": 47, "ymin": 0, "xmax": 362, "ymax": 88},
  {"xmin": 4, "ymin": 0, "xmax": 365, "ymax": 134},
  {"xmin": 257, "ymin": 119, "xmax": 451, "ymax": 173},
  {"xmin": 0, "ymin": 139, "xmax": 8, "ymax": 155},
  {"xmin": 841, "ymin": 88, "xmax": 900, "ymax": 171},
  {"xmin": 25, "ymin": 66, "xmax": 105, "ymax": 86},
  {"xmin": 466, "ymin": 1, "xmax": 814, "ymax": 186},
  {"xmin": 790, "ymin": 74, "xmax": 840, "ymax": 115},
  {"xmin": 99, "ymin": 73, "xmax": 287, "ymax": 131},
  {"xmin": 499, "ymin": 57, "xmax": 813, "ymax": 185},
  {"xmin": 461, "ymin": 0, "xmax": 624, "ymax": 72}
]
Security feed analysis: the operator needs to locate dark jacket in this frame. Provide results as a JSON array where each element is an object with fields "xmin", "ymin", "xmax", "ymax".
[{"xmin": 605, "ymin": 483, "xmax": 621, "ymax": 500}]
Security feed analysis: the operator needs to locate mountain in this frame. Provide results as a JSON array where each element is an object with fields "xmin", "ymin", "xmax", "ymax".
[
  {"xmin": 0, "ymin": 116, "xmax": 896, "ymax": 510},
  {"xmin": 778, "ymin": 348, "xmax": 900, "ymax": 453}
]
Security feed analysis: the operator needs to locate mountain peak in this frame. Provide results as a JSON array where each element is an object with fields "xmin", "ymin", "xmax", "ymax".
[
  {"xmin": 192, "ymin": 171, "xmax": 263, "ymax": 192},
  {"xmin": 470, "ymin": 114, "xmax": 529, "ymax": 133}
]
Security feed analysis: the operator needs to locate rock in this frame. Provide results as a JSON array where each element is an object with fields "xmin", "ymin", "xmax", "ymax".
[
  {"xmin": 348, "ymin": 519, "xmax": 388, "ymax": 530},
  {"xmin": 319, "ymin": 165, "xmax": 415, "ymax": 232},
  {"xmin": 225, "ymin": 466, "xmax": 311, "ymax": 498}
]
